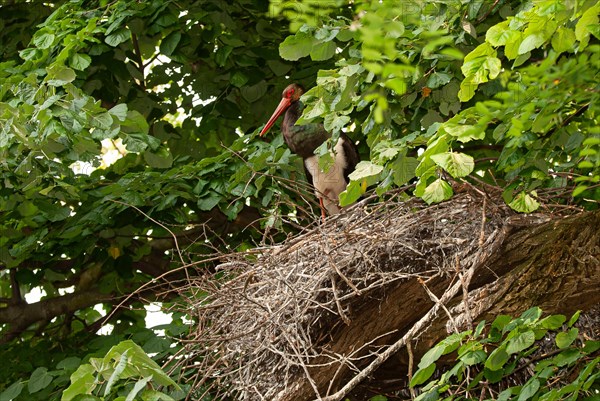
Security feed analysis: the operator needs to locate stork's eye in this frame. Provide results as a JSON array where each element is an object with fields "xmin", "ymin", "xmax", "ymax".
[{"xmin": 286, "ymin": 89, "xmax": 294, "ymax": 98}]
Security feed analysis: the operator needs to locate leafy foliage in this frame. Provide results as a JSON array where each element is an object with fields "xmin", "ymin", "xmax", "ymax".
[
  {"xmin": 276, "ymin": 0, "xmax": 600, "ymax": 208},
  {"xmin": 0, "ymin": 0, "xmax": 599, "ymax": 398},
  {"xmin": 410, "ymin": 308, "xmax": 600, "ymax": 401}
]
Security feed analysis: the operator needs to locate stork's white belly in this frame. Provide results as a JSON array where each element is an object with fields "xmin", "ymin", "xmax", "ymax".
[{"xmin": 304, "ymin": 138, "xmax": 348, "ymax": 215}]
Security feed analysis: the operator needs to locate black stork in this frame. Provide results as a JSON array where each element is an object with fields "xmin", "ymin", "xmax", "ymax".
[{"xmin": 260, "ymin": 83, "xmax": 359, "ymax": 219}]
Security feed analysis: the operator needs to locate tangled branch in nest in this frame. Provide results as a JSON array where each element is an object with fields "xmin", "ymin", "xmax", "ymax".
[{"xmin": 175, "ymin": 191, "xmax": 520, "ymax": 400}]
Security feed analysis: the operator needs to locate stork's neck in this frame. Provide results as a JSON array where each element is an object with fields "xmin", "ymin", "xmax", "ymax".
[{"xmin": 282, "ymin": 101, "xmax": 330, "ymax": 158}]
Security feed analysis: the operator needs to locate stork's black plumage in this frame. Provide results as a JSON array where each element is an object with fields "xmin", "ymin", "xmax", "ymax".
[{"xmin": 260, "ymin": 84, "xmax": 359, "ymax": 217}]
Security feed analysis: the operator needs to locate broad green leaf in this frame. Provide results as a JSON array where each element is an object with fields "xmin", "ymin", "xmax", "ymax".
[
  {"xmin": 323, "ymin": 113, "xmax": 349, "ymax": 133},
  {"xmin": 421, "ymin": 179, "xmax": 453, "ymax": 204},
  {"xmin": 0, "ymin": 382, "xmax": 24, "ymax": 401},
  {"xmin": 70, "ymin": 53, "xmax": 92, "ymax": 71},
  {"xmin": 28, "ymin": 367, "xmax": 53, "ymax": 394},
  {"xmin": 556, "ymin": 327, "xmax": 578, "ymax": 349},
  {"xmin": 426, "ymin": 72, "xmax": 452, "ymax": 89},
  {"xmin": 310, "ymin": 40, "xmax": 336, "ymax": 61},
  {"xmin": 486, "ymin": 21, "xmax": 511, "ymax": 46},
  {"xmin": 506, "ymin": 330, "xmax": 535, "ymax": 354},
  {"xmin": 348, "ymin": 161, "xmax": 384, "ymax": 181},
  {"xmin": 301, "ymin": 98, "xmax": 327, "ymax": 120},
  {"xmin": 385, "ymin": 78, "xmax": 407, "ymax": 95},
  {"xmin": 392, "ymin": 156, "xmax": 418, "ymax": 186},
  {"xmin": 126, "ymin": 376, "xmax": 154, "ymax": 401},
  {"xmin": 46, "ymin": 65, "xmax": 76, "ymax": 86},
  {"xmin": 144, "ymin": 148, "xmax": 173, "ymax": 169},
  {"xmin": 91, "ymin": 112, "xmax": 114, "ymax": 130},
  {"xmin": 430, "ymin": 152, "xmax": 474, "ymax": 178},
  {"xmin": 409, "ymin": 363, "xmax": 436, "ymax": 387},
  {"xmin": 461, "ymin": 350, "xmax": 487, "ymax": 365},
  {"xmin": 160, "ymin": 31, "xmax": 181, "ymax": 56},
  {"xmin": 508, "ymin": 191, "xmax": 540, "ymax": 213},
  {"xmin": 106, "ymin": 28, "xmax": 130, "ymax": 47},
  {"xmin": 485, "ymin": 346, "xmax": 509, "ymax": 370},
  {"xmin": 539, "ymin": 315, "xmax": 566, "ymax": 330},
  {"xmin": 19, "ymin": 48, "xmax": 42, "ymax": 61},
  {"xmin": 575, "ymin": 4, "xmax": 599, "ymax": 45},
  {"xmin": 418, "ymin": 344, "xmax": 445, "ymax": 369},
  {"xmin": 215, "ymin": 45, "xmax": 233, "ymax": 66},
  {"xmin": 198, "ymin": 194, "xmax": 221, "ymax": 211},
  {"xmin": 518, "ymin": 378, "xmax": 540, "ymax": 401},
  {"xmin": 339, "ymin": 180, "xmax": 364, "ymax": 207},
  {"xmin": 279, "ymin": 31, "xmax": 314, "ymax": 61},
  {"xmin": 521, "ymin": 306, "xmax": 542, "ymax": 322},
  {"xmin": 551, "ymin": 27, "xmax": 576, "ymax": 54},
  {"xmin": 62, "ymin": 364, "xmax": 96, "ymax": 401},
  {"xmin": 109, "ymin": 104, "xmax": 128, "ymax": 121},
  {"xmin": 33, "ymin": 32, "xmax": 55, "ymax": 49},
  {"xmin": 519, "ymin": 33, "xmax": 546, "ymax": 55}
]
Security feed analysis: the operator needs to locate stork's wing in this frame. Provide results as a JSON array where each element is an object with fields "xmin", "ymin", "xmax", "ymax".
[{"xmin": 341, "ymin": 134, "xmax": 360, "ymax": 183}]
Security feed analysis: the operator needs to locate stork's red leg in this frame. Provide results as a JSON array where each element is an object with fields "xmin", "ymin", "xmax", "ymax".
[{"xmin": 319, "ymin": 197, "xmax": 326, "ymax": 223}]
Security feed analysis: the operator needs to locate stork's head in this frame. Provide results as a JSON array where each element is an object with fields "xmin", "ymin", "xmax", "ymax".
[{"xmin": 260, "ymin": 83, "xmax": 305, "ymax": 136}]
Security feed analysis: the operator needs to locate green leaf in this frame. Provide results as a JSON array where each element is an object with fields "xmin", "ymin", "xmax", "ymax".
[
  {"xmin": 418, "ymin": 345, "xmax": 445, "ymax": 369},
  {"xmin": 430, "ymin": 152, "xmax": 474, "ymax": 178},
  {"xmin": 339, "ymin": 180, "xmax": 365, "ymax": 207},
  {"xmin": 62, "ymin": 364, "xmax": 96, "ymax": 401},
  {"xmin": 348, "ymin": 161, "xmax": 384, "ymax": 181},
  {"xmin": 91, "ymin": 112, "xmax": 114, "ymax": 130},
  {"xmin": 568, "ymin": 311, "xmax": 581, "ymax": 327},
  {"xmin": 410, "ymin": 363, "xmax": 436, "ymax": 387},
  {"xmin": 539, "ymin": 315, "xmax": 566, "ymax": 330},
  {"xmin": 70, "ymin": 53, "xmax": 92, "ymax": 71},
  {"xmin": 126, "ymin": 376, "xmax": 153, "ymax": 401},
  {"xmin": 323, "ymin": 113, "xmax": 349, "ymax": 133},
  {"xmin": 28, "ymin": 367, "xmax": 53, "ymax": 394},
  {"xmin": 518, "ymin": 33, "xmax": 545, "ymax": 55},
  {"xmin": 279, "ymin": 31, "xmax": 314, "ymax": 61},
  {"xmin": 485, "ymin": 346, "xmax": 509, "ymax": 370},
  {"xmin": 508, "ymin": 191, "xmax": 540, "ymax": 213},
  {"xmin": 19, "ymin": 48, "xmax": 42, "ymax": 61},
  {"xmin": 575, "ymin": 4, "xmax": 599, "ymax": 45},
  {"xmin": 144, "ymin": 148, "xmax": 173, "ymax": 169},
  {"xmin": 310, "ymin": 40, "xmax": 336, "ymax": 61},
  {"xmin": 385, "ymin": 78, "xmax": 407, "ymax": 95},
  {"xmin": 46, "ymin": 65, "xmax": 77, "ymax": 86},
  {"xmin": 0, "ymin": 382, "xmax": 24, "ymax": 401},
  {"xmin": 105, "ymin": 28, "xmax": 130, "ymax": 47},
  {"xmin": 421, "ymin": 179, "xmax": 453, "ymax": 204},
  {"xmin": 521, "ymin": 306, "xmax": 542, "ymax": 322},
  {"xmin": 104, "ymin": 351, "xmax": 129, "ymax": 397},
  {"xmin": 518, "ymin": 378, "xmax": 540, "ymax": 401},
  {"xmin": 33, "ymin": 32, "xmax": 55, "ymax": 49},
  {"xmin": 506, "ymin": 331, "xmax": 535, "ymax": 354},
  {"xmin": 109, "ymin": 104, "xmax": 128, "ymax": 121},
  {"xmin": 392, "ymin": 156, "xmax": 418, "ymax": 186},
  {"xmin": 442, "ymin": 123, "xmax": 484, "ymax": 142},
  {"xmin": 551, "ymin": 27, "xmax": 576, "ymax": 54},
  {"xmin": 160, "ymin": 31, "xmax": 181, "ymax": 56},
  {"xmin": 556, "ymin": 327, "xmax": 578, "ymax": 349},
  {"xmin": 198, "ymin": 194, "xmax": 221, "ymax": 211},
  {"xmin": 486, "ymin": 21, "xmax": 512, "ymax": 46}
]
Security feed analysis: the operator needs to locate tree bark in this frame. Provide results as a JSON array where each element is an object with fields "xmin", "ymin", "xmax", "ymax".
[{"xmin": 275, "ymin": 210, "xmax": 600, "ymax": 401}]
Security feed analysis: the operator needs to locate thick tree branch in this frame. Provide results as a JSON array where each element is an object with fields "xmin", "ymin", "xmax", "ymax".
[{"xmin": 0, "ymin": 290, "xmax": 112, "ymax": 344}]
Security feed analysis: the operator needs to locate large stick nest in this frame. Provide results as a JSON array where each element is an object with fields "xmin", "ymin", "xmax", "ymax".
[{"xmin": 176, "ymin": 190, "xmax": 530, "ymax": 400}]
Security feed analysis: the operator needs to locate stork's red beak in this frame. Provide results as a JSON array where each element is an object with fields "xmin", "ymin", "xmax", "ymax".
[{"xmin": 260, "ymin": 97, "xmax": 292, "ymax": 136}]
